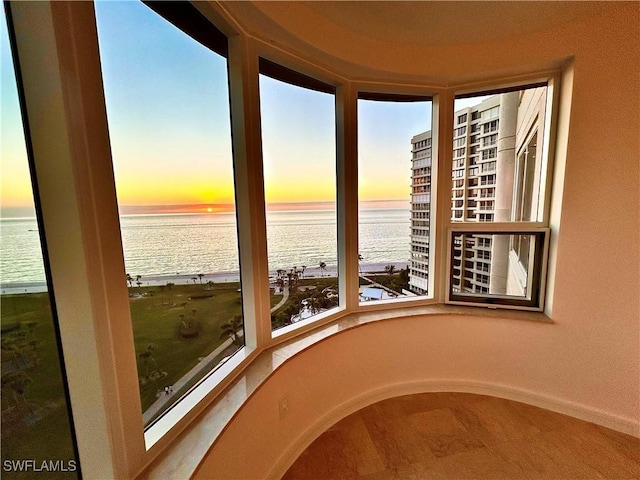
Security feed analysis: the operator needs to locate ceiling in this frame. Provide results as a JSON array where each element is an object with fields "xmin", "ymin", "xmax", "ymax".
[
  {"xmin": 218, "ymin": 1, "xmax": 619, "ymax": 84},
  {"xmin": 276, "ymin": 2, "xmax": 614, "ymax": 47}
]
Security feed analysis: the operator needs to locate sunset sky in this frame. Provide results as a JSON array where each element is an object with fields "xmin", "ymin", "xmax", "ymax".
[
  {"xmin": 1, "ymin": 6, "xmax": 30, "ymax": 214},
  {"xmin": 2, "ymin": 2, "xmax": 481, "ymax": 217}
]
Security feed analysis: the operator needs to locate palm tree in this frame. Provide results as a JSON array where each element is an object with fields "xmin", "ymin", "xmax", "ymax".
[
  {"xmin": 23, "ymin": 321, "xmax": 37, "ymax": 340},
  {"xmin": 21, "ymin": 321, "xmax": 40, "ymax": 366},
  {"xmin": 166, "ymin": 282, "xmax": 175, "ymax": 305},
  {"xmin": 1, "ymin": 335, "xmax": 29, "ymax": 370},
  {"xmin": 385, "ymin": 264, "xmax": 396, "ymax": 275},
  {"xmin": 126, "ymin": 273, "xmax": 133, "ymax": 288},
  {"xmin": 158, "ymin": 285, "xmax": 166, "ymax": 306},
  {"xmin": 319, "ymin": 261, "xmax": 327, "ymax": 277},
  {"xmin": 219, "ymin": 315, "xmax": 243, "ymax": 346},
  {"xmin": 138, "ymin": 344, "xmax": 158, "ymax": 378},
  {"xmin": 301, "ymin": 265, "xmax": 306, "ymax": 278},
  {"xmin": 307, "ymin": 296, "xmax": 320, "ymax": 315},
  {"xmin": 1, "ymin": 371, "xmax": 32, "ymax": 410},
  {"xmin": 290, "ymin": 267, "xmax": 300, "ymax": 288},
  {"xmin": 358, "ymin": 254, "xmax": 363, "ymax": 274},
  {"xmin": 198, "ymin": 273, "xmax": 204, "ymax": 284}
]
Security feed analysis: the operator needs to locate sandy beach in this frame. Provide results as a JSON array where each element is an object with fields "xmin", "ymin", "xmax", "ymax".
[{"xmin": 0, "ymin": 261, "xmax": 408, "ymax": 294}]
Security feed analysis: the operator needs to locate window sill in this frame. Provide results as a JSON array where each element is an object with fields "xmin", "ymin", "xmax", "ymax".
[{"xmin": 138, "ymin": 303, "xmax": 552, "ymax": 479}]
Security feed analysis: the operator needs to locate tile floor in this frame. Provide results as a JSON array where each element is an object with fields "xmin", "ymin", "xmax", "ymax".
[{"xmin": 283, "ymin": 392, "xmax": 640, "ymax": 479}]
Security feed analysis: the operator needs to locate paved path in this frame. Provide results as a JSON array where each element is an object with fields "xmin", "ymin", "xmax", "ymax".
[
  {"xmin": 142, "ymin": 332, "xmax": 242, "ymax": 425},
  {"xmin": 270, "ymin": 286, "xmax": 289, "ymax": 313},
  {"xmin": 140, "ymin": 268, "xmax": 405, "ymax": 423}
]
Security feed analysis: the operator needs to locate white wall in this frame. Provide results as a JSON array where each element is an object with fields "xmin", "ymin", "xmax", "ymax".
[{"xmin": 194, "ymin": 4, "xmax": 639, "ymax": 478}]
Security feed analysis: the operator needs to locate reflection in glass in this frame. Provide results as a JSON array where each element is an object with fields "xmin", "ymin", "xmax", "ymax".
[{"xmin": 95, "ymin": 1, "xmax": 243, "ymax": 426}]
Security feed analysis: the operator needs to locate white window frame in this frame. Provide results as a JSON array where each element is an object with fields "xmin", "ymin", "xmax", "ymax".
[{"xmin": 354, "ymin": 87, "xmax": 441, "ymax": 311}]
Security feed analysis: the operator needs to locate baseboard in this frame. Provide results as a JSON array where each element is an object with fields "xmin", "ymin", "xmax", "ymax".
[{"xmin": 267, "ymin": 379, "xmax": 640, "ymax": 480}]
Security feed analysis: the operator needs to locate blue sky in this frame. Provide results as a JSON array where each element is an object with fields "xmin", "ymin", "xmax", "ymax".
[
  {"xmin": 1, "ymin": 6, "xmax": 32, "ymax": 215},
  {"xmin": 2, "ymin": 1, "xmax": 485, "ymax": 215},
  {"xmin": 358, "ymin": 99, "xmax": 431, "ymax": 201}
]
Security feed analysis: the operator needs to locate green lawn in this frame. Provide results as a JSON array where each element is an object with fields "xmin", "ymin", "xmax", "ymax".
[
  {"xmin": 1, "ymin": 293, "xmax": 78, "ymax": 479},
  {"xmin": 0, "ymin": 281, "xmax": 245, "ymax": 468},
  {"xmin": 127, "ymin": 282, "xmax": 243, "ymax": 410},
  {"xmin": 0, "ymin": 277, "xmax": 340, "ymax": 469}
]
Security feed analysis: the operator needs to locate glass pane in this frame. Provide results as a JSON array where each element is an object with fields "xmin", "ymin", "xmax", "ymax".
[
  {"xmin": 357, "ymin": 98, "xmax": 432, "ymax": 300},
  {"xmin": 450, "ymin": 232, "xmax": 543, "ymax": 302},
  {"xmin": 259, "ymin": 74, "xmax": 338, "ymax": 332},
  {"xmin": 452, "ymin": 86, "xmax": 548, "ymax": 223},
  {"xmin": 95, "ymin": 1, "xmax": 242, "ymax": 427},
  {"xmin": 1, "ymin": 8, "xmax": 79, "ymax": 477}
]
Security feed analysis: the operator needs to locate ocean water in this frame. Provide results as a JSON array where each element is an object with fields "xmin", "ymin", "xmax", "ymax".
[{"xmin": 0, "ymin": 208, "xmax": 411, "ymax": 284}]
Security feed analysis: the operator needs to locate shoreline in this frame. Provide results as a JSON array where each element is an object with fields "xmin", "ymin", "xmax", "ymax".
[{"xmin": 1, "ymin": 261, "xmax": 408, "ymax": 295}]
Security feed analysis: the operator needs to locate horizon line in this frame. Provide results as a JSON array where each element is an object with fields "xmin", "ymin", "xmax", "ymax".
[{"xmin": 0, "ymin": 199, "xmax": 410, "ymax": 219}]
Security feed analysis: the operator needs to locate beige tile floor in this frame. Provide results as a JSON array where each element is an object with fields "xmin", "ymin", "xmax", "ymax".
[{"xmin": 283, "ymin": 393, "xmax": 640, "ymax": 479}]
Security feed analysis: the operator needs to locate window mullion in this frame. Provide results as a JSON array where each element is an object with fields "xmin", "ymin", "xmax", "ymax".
[
  {"xmin": 432, "ymin": 90, "xmax": 455, "ymax": 302},
  {"xmin": 227, "ymin": 35, "xmax": 272, "ymax": 349},
  {"xmin": 540, "ymin": 74, "xmax": 561, "ymax": 226},
  {"xmin": 336, "ymin": 83, "xmax": 359, "ymax": 312}
]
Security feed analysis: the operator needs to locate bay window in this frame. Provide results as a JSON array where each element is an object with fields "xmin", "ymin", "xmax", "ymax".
[{"xmin": 2, "ymin": 1, "xmax": 563, "ymax": 476}]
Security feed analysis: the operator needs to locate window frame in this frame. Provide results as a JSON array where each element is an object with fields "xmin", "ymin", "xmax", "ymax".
[
  {"xmin": 446, "ymin": 227, "xmax": 551, "ymax": 310},
  {"xmin": 445, "ymin": 76, "xmax": 560, "ymax": 311},
  {"xmin": 96, "ymin": 0, "xmax": 254, "ymax": 436},
  {"xmin": 355, "ymin": 90, "xmax": 437, "ymax": 307},
  {"xmin": 257, "ymin": 58, "xmax": 342, "ymax": 337}
]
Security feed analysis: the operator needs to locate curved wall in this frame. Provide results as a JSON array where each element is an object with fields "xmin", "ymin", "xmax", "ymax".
[
  {"xmin": 193, "ymin": 3, "xmax": 639, "ymax": 479},
  {"xmin": 195, "ymin": 312, "xmax": 637, "ymax": 479}
]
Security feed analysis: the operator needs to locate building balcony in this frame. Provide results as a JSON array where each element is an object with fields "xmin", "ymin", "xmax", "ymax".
[
  {"xmin": 412, "ymin": 158, "xmax": 431, "ymax": 168},
  {"xmin": 411, "ymin": 193, "xmax": 430, "ymax": 203}
]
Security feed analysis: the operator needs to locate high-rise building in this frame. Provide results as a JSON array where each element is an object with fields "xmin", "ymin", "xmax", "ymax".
[
  {"xmin": 409, "ymin": 88, "xmax": 546, "ymax": 296},
  {"xmin": 409, "ymin": 131, "xmax": 432, "ymax": 295}
]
